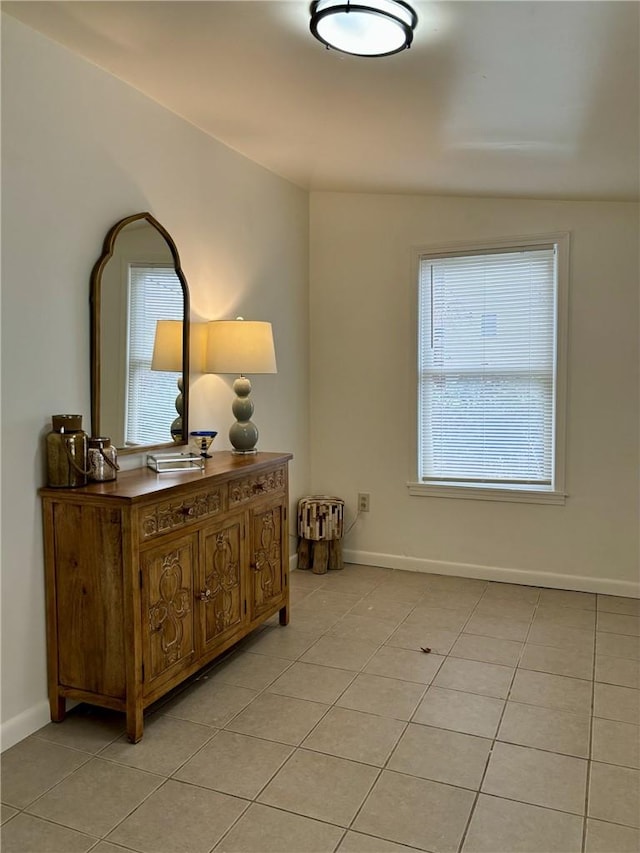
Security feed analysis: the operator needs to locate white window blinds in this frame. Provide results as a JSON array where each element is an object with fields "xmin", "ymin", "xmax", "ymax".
[
  {"xmin": 126, "ymin": 265, "xmax": 183, "ymax": 446},
  {"xmin": 418, "ymin": 245, "xmax": 557, "ymax": 489}
]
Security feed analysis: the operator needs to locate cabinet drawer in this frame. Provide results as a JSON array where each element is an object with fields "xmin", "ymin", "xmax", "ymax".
[
  {"xmin": 229, "ymin": 466, "xmax": 286, "ymax": 507},
  {"xmin": 138, "ymin": 485, "xmax": 226, "ymax": 541}
]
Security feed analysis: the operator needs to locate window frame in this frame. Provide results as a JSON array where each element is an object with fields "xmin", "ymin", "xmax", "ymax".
[
  {"xmin": 408, "ymin": 232, "xmax": 569, "ymax": 505},
  {"xmin": 124, "ymin": 262, "xmax": 185, "ymax": 447}
]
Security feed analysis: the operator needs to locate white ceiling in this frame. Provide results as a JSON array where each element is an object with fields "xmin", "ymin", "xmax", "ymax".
[{"xmin": 4, "ymin": 0, "xmax": 639, "ymax": 200}]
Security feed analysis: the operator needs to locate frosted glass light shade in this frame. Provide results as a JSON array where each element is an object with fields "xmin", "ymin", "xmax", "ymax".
[
  {"xmin": 151, "ymin": 319, "xmax": 183, "ymax": 372},
  {"xmin": 310, "ymin": 0, "xmax": 417, "ymax": 57},
  {"xmin": 205, "ymin": 320, "xmax": 277, "ymax": 375}
]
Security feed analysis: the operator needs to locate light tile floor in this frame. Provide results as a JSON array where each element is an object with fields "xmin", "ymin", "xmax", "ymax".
[{"xmin": 2, "ymin": 565, "xmax": 640, "ymax": 853}]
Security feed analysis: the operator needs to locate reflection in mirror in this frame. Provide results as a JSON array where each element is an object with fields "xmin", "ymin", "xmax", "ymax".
[{"xmin": 90, "ymin": 213, "xmax": 190, "ymax": 453}]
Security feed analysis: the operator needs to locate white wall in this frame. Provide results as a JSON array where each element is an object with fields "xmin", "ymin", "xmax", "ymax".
[
  {"xmin": 3, "ymin": 13, "xmax": 638, "ymax": 754},
  {"xmin": 310, "ymin": 193, "xmax": 639, "ymax": 595},
  {"xmin": 1, "ymin": 16, "xmax": 310, "ymax": 749}
]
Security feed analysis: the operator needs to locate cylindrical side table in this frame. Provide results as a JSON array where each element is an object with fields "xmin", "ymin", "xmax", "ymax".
[{"xmin": 297, "ymin": 496, "xmax": 345, "ymax": 574}]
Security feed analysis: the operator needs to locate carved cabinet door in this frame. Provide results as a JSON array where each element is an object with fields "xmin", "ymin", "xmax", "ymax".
[
  {"xmin": 140, "ymin": 533, "xmax": 197, "ymax": 696},
  {"xmin": 199, "ymin": 512, "xmax": 248, "ymax": 650},
  {"xmin": 249, "ymin": 497, "xmax": 286, "ymax": 621}
]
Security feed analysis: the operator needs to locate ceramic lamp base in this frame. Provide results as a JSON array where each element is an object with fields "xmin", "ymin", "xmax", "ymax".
[
  {"xmin": 229, "ymin": 375, "xmax": 260, "ymax": 454},
  {"xmin": 170, "ymin": 378, "xmax": 184, "ymax": 442}
]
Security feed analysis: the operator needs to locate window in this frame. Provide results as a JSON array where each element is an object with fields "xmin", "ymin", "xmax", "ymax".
[
  {"xmin": 411, "ymin": 234, "xmax": 568, "ymax": 504},
  {"xmin": 125, "ymin": 264, "xmax": 183, "ymax": 446}
]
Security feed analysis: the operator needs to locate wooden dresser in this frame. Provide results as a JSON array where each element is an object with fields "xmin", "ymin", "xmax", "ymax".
[{"xmin": 39, "ymin": 451, "xmax": 292, "ymax": 742}]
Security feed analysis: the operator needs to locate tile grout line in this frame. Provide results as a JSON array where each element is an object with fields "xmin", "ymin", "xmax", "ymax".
[
  {"xmin": 67, "ymin": 651, "xmax": 305, "ymax": 847},
  {"xmin": 5, "ymin": 572, "xmax": 635, "ymax": 852},
  {"xmin": 192, "ymin": 577, "xmax": 403, "ymax": 850},
  {"xmin": 196, "ymin": 578, "xmax": 581, "ymax": 849},
  {"xmin": 339, "ymin": 578, "xmax": 440, "ymax": 837},
  {"xmin": 3, "ymin": 746, "xmax": 96, "ymax": 814},
  {"xmin": 581, "ymin": 602, "xmax": 600, "ymax": 853},
  {"xmin": 25, "ymin": 765, "xmax": 170, "ymax": 845},
  {"xmin": 261, "ymin": 588, "xmax": 412, "ymax": 843},
  {"xmin": 456, "ymin": 584, "xmax": 542, "ymax": 853},
  {"xmin": 185, "ymin": 580, "xmax": 636, "ymax": 839},
  {"xmin": 265, "ymin": 573, "xmax": 437, "ymax": 848}
]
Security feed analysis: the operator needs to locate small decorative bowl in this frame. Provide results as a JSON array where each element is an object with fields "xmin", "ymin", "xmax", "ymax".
[{"xmin": 189, "ymin": 431, "xmax": 218, "ymax": 458}]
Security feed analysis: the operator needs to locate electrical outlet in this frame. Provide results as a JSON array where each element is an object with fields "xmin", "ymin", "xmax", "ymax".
[{"xmin": 358, "ymin": 492, "xmax": 370, "ymax": 512}]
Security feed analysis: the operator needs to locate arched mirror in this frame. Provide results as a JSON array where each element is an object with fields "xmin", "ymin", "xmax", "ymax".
[{"xmin": 90, "ymin": 212, "xmax": 190, "ymax": 454}]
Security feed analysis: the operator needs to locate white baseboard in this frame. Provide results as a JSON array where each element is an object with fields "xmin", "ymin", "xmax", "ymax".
[
  {"xmin": 342, "ymin": 548, "xmax": 640, "ymax": 599},
  {"xmin": 1, "ymin": 700, "xmax": 51, "ymax": 752}
]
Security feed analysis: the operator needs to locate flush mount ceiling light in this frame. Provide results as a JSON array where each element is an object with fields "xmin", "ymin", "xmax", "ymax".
[{"xmin": 310, "ymin": 0, "xmax": 417, "ymax": 57}]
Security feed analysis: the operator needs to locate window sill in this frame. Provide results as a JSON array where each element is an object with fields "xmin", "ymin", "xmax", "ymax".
[{"xmin": 407, "ymin": 482, "xmax": 567, "ymax": 505}]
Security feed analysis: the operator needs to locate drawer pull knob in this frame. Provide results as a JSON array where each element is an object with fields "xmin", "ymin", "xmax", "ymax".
[
  {"xmin": 197, "ymin": 589, "xmax": 212, "ymax": 601},
  {"xmin": 181, "ymin": 506, "xmax": 195, "ymax": 517},
  {"xmin": 253, "ymin": 483, "xmax": 265, "ymax": 493}
]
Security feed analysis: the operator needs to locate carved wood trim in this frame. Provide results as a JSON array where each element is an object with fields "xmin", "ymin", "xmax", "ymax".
[
  {"xmin": 140, "ymin": 488, "xmax": 223, "ymax": 539},
  {"xmin": 254, "ymin": 509, "xmax": 281, "ymax": 603},
  {"xmin": 206, "ymin": 530, "xmax": 241, "ymax": 632},
  {"xmin": 229, "ymin": 467, "xmax": 285, "ymax": 506},
  {"xmin": 148, "ymin": 550, "xmax": 191, "ymax": 667}
]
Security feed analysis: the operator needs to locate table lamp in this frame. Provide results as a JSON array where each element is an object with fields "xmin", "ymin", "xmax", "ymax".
[
  {"xmin": 151, "ymin": 319, "xmax": 184, "ymax": 442},
  {"xmin": 205, "ymin": 317, "xmax": 277, "ymax": 454}
]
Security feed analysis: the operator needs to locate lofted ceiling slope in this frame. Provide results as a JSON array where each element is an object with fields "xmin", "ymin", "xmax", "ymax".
[{"xmin": 3, "ymin": 0, "xmax": 639, "ymax": 200}]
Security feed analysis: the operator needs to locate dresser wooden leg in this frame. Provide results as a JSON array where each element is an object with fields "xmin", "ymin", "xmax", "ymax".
[
  {"xmin": 126, "ymin": 707, "xmax": 144, "ymax": 743},
  {"xmin": 279, "ymin": 603, "xmax": 290, "ymax": 626},
  {"xmin": 50, "ymin": 694, "xmax": 66, "ymax": 722}
]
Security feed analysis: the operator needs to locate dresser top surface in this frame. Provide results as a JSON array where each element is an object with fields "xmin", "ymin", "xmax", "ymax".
[{"xmin": 39, "ymin": 451, "xmax": 292, "ymax": 503}]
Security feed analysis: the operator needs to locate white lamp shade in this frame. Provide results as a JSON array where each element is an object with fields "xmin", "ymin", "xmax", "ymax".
[
  {"xmin": 206, "ymin": 319, "xmax": 277, "ymax": 375},
  {"xmin": 151, "ymin": 319, "xmax": 183, "ymax": 372}
]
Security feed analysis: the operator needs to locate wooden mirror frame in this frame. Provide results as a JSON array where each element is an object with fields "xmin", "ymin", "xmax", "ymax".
[{"xmin": 90, "ymin": 212, "xmax": 190, "ymax": 454}]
